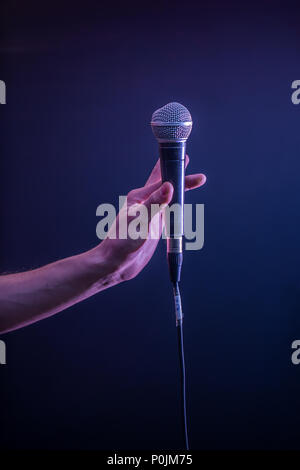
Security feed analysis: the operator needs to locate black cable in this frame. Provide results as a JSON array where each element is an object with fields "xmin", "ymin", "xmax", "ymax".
[{"xmin": 173, "ymin": 282, "xmax": 189, "ymax": 451}]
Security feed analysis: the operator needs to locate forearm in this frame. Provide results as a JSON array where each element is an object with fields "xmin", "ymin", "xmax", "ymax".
[{"xmin": 0, "ymin": 244, "xmax": 121, "ymax": 334}]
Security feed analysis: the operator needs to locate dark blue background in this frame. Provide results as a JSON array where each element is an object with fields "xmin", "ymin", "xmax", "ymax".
[{"xmin": 1, "ymin": 0, "xmax": 300, "ymax": 450}]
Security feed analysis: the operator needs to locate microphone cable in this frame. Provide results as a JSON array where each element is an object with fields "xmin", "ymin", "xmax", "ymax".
[{"xmin": 173, "ymin": 282, "xmax": 189, "ymax": 451}]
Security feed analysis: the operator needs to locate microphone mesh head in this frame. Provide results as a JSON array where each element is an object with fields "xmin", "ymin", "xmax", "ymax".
[{"xmin": 151, "ymin": 102, "xmax": 192, "ymax": 142}]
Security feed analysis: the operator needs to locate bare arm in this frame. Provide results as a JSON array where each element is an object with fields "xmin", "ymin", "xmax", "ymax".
[
  {"xmin": 0, "ymin": 157, "xmax": 206, "ymax": 334},
  {"xmin": 0, "ymin": 248, "xmax": 119, "ymax": 333}
]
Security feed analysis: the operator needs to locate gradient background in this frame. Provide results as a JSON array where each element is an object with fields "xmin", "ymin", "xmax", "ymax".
[{"xmin": 1, "ymin": 0, "xmax": 300, "ymax": 450}]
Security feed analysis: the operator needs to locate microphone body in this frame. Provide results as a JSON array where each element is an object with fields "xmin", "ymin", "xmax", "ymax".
[
  {"xmin": 159, "ymin": 141, "xmax": 185, "ymax": 283},
  {"xmin": 151, "ymin": 102, "xmax": 192, "ymax": 285}
]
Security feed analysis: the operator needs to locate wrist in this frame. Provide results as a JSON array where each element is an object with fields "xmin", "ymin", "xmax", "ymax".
[{"xmin": 83, "ymin": 240, "xmax": 123, "ymax": 293}]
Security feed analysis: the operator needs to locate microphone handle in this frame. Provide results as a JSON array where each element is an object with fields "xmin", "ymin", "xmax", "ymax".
[{"xmin": 159, "ymin": 141, "xmax": 185, "ymax": 284}]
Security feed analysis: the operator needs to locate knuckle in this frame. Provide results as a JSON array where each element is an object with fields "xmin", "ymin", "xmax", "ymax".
[
  {"xmin": 127, "ymin": 187, "xmax": 144, "ymax": 203},
  {"xmin": 127, "ymin": 189, "xmax": 137, "ymax": 202}
]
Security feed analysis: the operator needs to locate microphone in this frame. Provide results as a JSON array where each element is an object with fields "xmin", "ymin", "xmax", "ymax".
[
  {"xmin": 151, "ymin": 103, "xmax": 192, "ymax": 450},
  {"xmin": 151, "ymin": 102, "xmax": 193, "ymax": 285}
]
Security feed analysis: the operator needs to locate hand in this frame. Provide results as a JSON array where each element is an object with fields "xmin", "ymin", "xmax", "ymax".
[{"xmin": 98, "ymin": 156, "xmax": 206, "ymax": 282}]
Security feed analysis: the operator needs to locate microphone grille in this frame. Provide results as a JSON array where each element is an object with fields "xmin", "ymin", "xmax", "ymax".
[{"xmin": 151, "ymin": 102, "xmax": 192, "ymax": 142}]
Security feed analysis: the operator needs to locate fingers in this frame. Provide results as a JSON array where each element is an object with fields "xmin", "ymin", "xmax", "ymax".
[
  {"xmin": 145, "ymin": 154, "xmax": 190, "ymax": 186},
  {"xmin": 185, "ymin": 173, "xmax": 206, "ymax": 191},
  {"xmin": 130, "ymin": 154, "xmax": 204, "ymax": 210},
  {"xmin": 143, "ymin": 182, "xmax": 174, "ymax": 220},
  {"xmin": 122, "ymin": 169, "xmax": 206, "ymax": 248},
  {"xmin": 125, "ymin": 182, "xmax": 173, "ymax": 242},
  {"xmin": 130, "ymin": 171, "xmax": 206, "ymax": 206},
  {"xmin": 127, "ymin": 180, "xmax": 162, "ymax": 204}
]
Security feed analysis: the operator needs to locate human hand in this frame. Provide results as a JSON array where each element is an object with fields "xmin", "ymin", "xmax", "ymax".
[{"xmin": 97, "ymin": 156, "xmax": 206, "ymax": 283}]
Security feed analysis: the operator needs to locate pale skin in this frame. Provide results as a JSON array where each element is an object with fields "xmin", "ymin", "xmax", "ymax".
[{"xmin": 0, "ymin": 156, "xmax": 206, "ymax": 334}]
